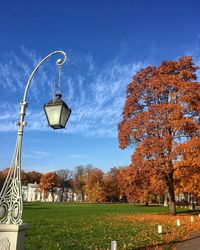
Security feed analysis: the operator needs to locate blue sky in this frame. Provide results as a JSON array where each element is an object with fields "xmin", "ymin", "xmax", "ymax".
[{"xmin": 0, "ymin": 0, "xmax": 200, "ymax": 173}]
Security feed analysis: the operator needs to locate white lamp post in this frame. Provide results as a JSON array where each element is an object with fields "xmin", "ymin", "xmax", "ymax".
[{"xmin": 0, "ymin": 51, "xmax": 70, "ymax": 249}]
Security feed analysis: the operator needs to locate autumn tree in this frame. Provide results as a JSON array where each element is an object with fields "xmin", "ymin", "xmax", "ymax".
[
  {"xmin": 0, "ymin": 169, "xmax": 40, "ymax": 188},
  {"xmin": 85, "ymin": 168, "xmax": 105, "ymax": 202},
  {"xmin": 174, "ymin": 137, "xmax": 200, "ymax": 199},
  {"xmin": 118, "ymin": 56, "xmax": 200, "ymax": 215},
  {"xmin": 39, "ymin": 172, "xmax": 61, "ymax": 201},
  {"xmin": 27, "ymin": 171, "xmax": 42, "ymax": 184},
  {"xmin": 104, "ymin": 167, "xmax": 121, "ymax": 202},
  {"xmin": 117, "ymin": 167, "xmax": 129, "ymax": 202},
  {"xmin": 21, "ymin": 170, "xmax": 29, "ymax": 185},
  {"xmin": 118, "ymin": 163, "xmax": 166, "ymax": 205},
  {"xmin": 0, "ymin": 168, "xmax": 10, "ymax": 191}
]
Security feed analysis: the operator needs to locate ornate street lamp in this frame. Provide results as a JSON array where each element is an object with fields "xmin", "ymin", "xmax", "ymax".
[{"xmin": 0, "ymin": 51, "xmax": 70, "ymax": 250}]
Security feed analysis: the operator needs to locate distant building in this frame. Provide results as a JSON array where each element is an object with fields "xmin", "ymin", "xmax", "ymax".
[
  {"xmin": 22, "ymin": 186, "xmax": 28, "ymax": 201},
  {"xmin": 22, "ymin": 183, "xmax": 83, "ymax": 202},
  {"xmin": 27, "ymin": 183, "xmax": 42, "ymax": 202}
]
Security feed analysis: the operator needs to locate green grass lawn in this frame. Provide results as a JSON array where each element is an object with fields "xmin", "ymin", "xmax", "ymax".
[{"xmin": 23, "ymin": 203, "xmax": 181, "ymax": 250}]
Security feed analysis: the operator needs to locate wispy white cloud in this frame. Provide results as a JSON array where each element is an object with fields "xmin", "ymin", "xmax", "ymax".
[
  {"xmin": 65, "ymin": 153, "xmax": 90, "ymax": 159},
  {"xmin": 23, "ymin": 150, "xmax": 50, "ymax": 159},
  {"xmin": 64, "ymin": 58, "xmax": 145, "ymax": 137},
  {"xmin": 0, "ymin": 47, "xmax": 147, "ymax": 137}
]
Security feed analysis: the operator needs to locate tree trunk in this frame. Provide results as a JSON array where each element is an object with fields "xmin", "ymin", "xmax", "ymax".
[
  {"xmin": 81, "ymin": 191, "xmax": 84, "ymax": 202},
  {"xmin": 61, "ymin": 186, "xmax": 64, "ymax": 202},
  {"xmin": 165, "ymin": 171, "xmax": 176, "ymax": 215},
  {"xmin": 51, "ymin": 191, "xmax": 54, "ymax": 202}
]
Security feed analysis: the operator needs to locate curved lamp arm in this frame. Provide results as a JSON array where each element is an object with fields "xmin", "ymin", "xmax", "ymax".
[{"xmin": 23, "ymin": 50, "xmax": 67, "ymax": 103}]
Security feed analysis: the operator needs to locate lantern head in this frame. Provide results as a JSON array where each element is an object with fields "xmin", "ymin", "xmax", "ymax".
[{"xmin": 44, "ymin": 94, "xmax": 71, "ymax": 129}]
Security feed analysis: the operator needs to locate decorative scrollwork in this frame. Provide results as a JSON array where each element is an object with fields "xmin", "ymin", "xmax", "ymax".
[
  {"xmin": 0, "ymin": 134, "xmax": 23, "ymax": 224},
  {"xmin": 0, "ymin": 203, "xmax": 8, "ymax": 222}
]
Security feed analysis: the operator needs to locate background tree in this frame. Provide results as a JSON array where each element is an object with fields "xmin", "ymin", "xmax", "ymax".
[
  {"xmin": 73, "ymin": 165, "xmax": 87, "ymax": 202},
  {"xmin": 118, "ymin": 163, "xmax": 166, "ymax": 205},
  {"xmin": 0, "ymin": 168, "xmax": 10, "ymax": 191},
  {"xmin": 117, "ymin": 167, "xmax": 129, "ymax": 202},
  {"xmin": 1, "ymin": 169, "xmax": 41, "ymax": 189},
  {"xmin": 27, "ymin": 171, "xmax": 42, "ymax": 184},
  {"xmin": 118, "ymin": 56, "xmax": 200, "ymax": 215},
  {"xmin": 104, "ymin": 167, "xmax": 121, "ymax": 202},
  {"xmin": 85, "ymin": 168, "xmax": 105, "ymax": 202},
  {"xmin": 21, "ymin": 170, "xmax": 29, "ymax": 185},
  {"xmin": 56, "ymin": 169, "xmax": 73, "ymax": 201},
  {"xmin": 40, "ymin": 172, "xmax": 61, "ymax": 201}
]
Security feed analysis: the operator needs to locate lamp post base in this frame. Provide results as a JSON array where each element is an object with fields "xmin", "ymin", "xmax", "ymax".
[{"xmin": 0, "ymin": 223, "xmax": 28, "ymax": 250}]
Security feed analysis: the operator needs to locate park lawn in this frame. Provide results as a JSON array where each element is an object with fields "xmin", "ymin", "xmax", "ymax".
[{"xmin": 23, "ymin": 203, "xmax": 200, "ymax": 250}]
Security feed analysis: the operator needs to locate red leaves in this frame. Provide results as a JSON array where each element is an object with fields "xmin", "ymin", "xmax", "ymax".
[
  {"xmin": 40, "ymin": 172, "xmax": 61, "ymax": 193},
  {"xmin": 85, "ymin": 168, "xmax": 105, "ymax": 202}
]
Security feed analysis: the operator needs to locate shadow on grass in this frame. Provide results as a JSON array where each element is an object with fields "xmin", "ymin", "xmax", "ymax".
[
  {"xmin": 24, "ymin": 203, "xmax": 52, "ymax": 210},
  {"xmin": 177, "ymin": 210, "xmax": 199, "ymax": 215},
  {"xmin": 24, "ymin": 206, "xmax": 52, "ymax": 210}
]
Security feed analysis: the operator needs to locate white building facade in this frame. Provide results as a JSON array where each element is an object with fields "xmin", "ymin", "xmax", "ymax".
[{"xmin": 22, "ymin": 183, "xmax": 83, "ymax": 202}]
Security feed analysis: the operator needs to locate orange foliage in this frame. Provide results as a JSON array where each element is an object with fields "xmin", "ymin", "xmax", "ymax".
[
  {"xmin": 104, "ymin": 167, "xmax": 121, "ymax": 201},
  {"xmin": 40, "ymin": 172, "xmax": 61, "ymax": 198},
  {"xmin": 85, "ymin": 168, "xmax": 105, "ymax": 202},
  {"xmin": 21, "ymin": 170, "xmax": 29, "ymax": 185},
  {"xmin": 118, "ymin": 56, "xmax": 200, "ymax": 214},
  {"xmin": 0, "ymin": 168, "xmax": 10, "ymax": 190},
  {"xmin": 118, "ymin": 165, "xmax": 166, "ymax": 204},
  {"xmin": 174, "ymin": 137, "xmax": 200, "ymax": 196},
  {"xmin": 27, "ymin": 171, "xmax": 42, "ymax": 184}
]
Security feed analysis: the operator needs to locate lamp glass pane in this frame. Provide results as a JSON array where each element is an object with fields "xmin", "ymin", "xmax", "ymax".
[
  {"xmin": 45, "ymin": 105, "xmax": 62, "ymax": 126},
  {"xmin": 60, "ymin": 106, "xmax": 71, "ymax": 127}
]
